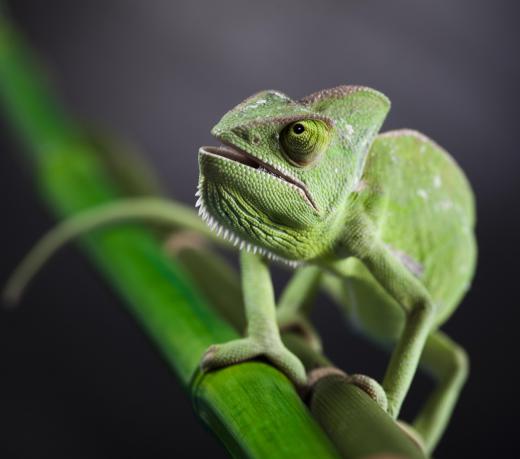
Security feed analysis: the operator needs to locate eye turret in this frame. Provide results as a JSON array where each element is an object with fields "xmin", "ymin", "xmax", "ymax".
[{"xmin": 280, "ymin": 119, "xmax": 330, "ymax": 166}]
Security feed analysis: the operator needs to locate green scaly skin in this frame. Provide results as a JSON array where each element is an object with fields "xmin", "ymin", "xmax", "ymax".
[
  {"xmin": 197, "ymin": 86, "xmax": 475, "ymax": 453},
  {"xmin": 5, "ymin": 85, "xmax": 476, "ymax": 454}
]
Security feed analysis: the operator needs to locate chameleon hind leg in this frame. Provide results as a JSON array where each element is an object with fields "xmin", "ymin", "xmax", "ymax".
[
  {"xmin": 346, "ymin": 236, "xmax": 436, "ymax": 420},
  {"xmin": 322, "ymin": 272, "xmax": 467, "ymax": 453},
  {"xmin": 413, "ymin": 331, "xmax": 469, "ymax": 454},
  {"xmin": 201, "ymin": 251, "xmax": 307, "ymax": 386}
]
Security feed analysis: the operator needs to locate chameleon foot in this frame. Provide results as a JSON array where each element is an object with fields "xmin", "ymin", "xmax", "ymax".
[
  {"xmin": 346, "ymin": 373, "xmax": 388, "ymax": 412},
  {"xmin": 201, "ymin": 337, "xmax": 307, "ymax": 386},
  {"xmin": 307, "ymin": 367, "xmax": 388, "ymax": 412}
]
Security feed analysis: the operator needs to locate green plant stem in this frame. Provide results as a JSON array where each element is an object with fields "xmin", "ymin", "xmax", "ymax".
[
  {"xmin": 193, "ymin": 362, "xmax": 336, "ymax": 459},
  {"xmin": 0, "ymin": 16, "xmax": 340, "ymax": 459}
]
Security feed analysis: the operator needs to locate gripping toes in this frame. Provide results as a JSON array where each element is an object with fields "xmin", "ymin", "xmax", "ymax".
[
  {"xmin": 267, "ymin": 346, "xmax": 307, "ymax": 386},
  {"xmin": 347, "ymin": 373, "xmax": 388, "ymax": 412},
  {"xmin": 308, "ymin": 368, "xmax": 388, "ymax": 412},
  {"xmin": 201, "ymin": 338, "xmax": 262, "ymax": 369},
  {"xmin": 200, "ymin": 337, "xmax": 307, "ymax": 387}
]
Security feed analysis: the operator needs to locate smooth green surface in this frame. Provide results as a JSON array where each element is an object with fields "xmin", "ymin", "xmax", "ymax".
[
  {"xmin": 193, "ymin": 362, "xmax": 340, "ymax": 459},
  {"xmin": 0, "ymin": 16, "xmax": 340, "ymax": 458}
]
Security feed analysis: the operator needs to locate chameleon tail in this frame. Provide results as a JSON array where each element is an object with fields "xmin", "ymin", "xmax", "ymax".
[{"xmin": 2, "ymin": 197, "xmax": 222, "ymax": 306}]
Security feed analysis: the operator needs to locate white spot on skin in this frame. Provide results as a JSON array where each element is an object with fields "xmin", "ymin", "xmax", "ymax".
[
  {"xmin": 354, "ymin": 180, "xmax": 367, "ymax": 192},
  {"xmin": 438, "ymin": 199, "xmax": 453, "ymax": 211},
  {"xmin": 417, "ymin": 189, "xmax": 428, "ymax": 200},
  {"xmin": 243, "ymin": 99, "xmax": 267, "ymax": 110},
  {"xmin": 271, "ymin": 91, "xmax": 290, "ymax": 100},
  {"xmin": 386, "ymin": 243, "xmax": 424, "ymax": 277},
  {"xmin": 433, "ymin": 175, "xmax": 442, "ymax": 188},
  {"xmin": 337, "ymin": 121, "xmax": 355, "ymax": 144},
  {"xmin": 334, "ymin": 168, "xmax": 339, "ymax": 174}
]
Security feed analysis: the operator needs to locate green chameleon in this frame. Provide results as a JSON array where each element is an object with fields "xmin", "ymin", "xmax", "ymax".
[{"xmin": 5, "ymin": 85, "xmax": 476, "ymax": 454}]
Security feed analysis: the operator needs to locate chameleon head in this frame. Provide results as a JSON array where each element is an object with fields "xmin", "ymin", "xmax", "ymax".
[{"xmin": 197, "ymin": 85, "xmax": 390, "ymax": 262}]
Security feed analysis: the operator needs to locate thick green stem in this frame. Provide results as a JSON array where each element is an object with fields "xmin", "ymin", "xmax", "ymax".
[{"xmin": 193, "ymin": 362, "xmax": 339, "ymax": 459}]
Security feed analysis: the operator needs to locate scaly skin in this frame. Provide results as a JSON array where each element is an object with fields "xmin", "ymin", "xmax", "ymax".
[
  {"xmin": 197, "ymin": 85, "xmax": 476, "ymax": 453},
  {"xmin": 6, "ymin": 85, "xmax": 476, "ymax": 454}
]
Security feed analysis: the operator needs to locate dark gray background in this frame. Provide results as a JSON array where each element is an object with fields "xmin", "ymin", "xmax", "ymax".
[{"xmin": 1, "ymin": 1, "xmax": 518, "ymax": 457}]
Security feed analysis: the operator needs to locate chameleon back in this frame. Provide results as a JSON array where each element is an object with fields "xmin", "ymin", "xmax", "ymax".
[{"xmin": 334, "ymin": 130, "xmax": 476, "ymax": 342}]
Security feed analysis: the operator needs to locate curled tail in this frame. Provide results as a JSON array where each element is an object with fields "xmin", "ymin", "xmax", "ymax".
[{"xmin": 3, "ymin": 197, "xmax": 223, "ymax": 306}]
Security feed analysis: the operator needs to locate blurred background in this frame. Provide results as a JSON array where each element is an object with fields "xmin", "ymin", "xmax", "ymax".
[{"xmin": 0, "ymin": 1, "xmax": 518, "ymax": 457}]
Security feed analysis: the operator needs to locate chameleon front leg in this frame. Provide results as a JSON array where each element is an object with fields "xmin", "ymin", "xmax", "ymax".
[
  {"xmin": 201, "ymin": 251, "xmax": 307, "ymax": 386},
  {"xmin": 355, "ymin": 237, "xmax": 436, "ymax": 419}
]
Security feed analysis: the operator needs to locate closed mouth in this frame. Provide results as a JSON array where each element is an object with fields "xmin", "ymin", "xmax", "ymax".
[{"xmin": 199, "ymin": 142, "xmax": 319, "ymax": 212}]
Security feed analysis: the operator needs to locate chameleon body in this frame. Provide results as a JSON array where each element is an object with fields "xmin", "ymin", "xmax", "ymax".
[
  {"xmin": 197, "ymin": 86, "xmax": 476, "ymax": 452},
  {"xmin": 5, "ymin": 85, "xmax": 476, "ymax": 454}
]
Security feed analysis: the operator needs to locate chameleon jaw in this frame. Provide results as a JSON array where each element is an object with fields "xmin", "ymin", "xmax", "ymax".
[
  {"xmin": 194, "ymin": 183, "xmax": 302, "ymax": 269},
  {"xmin": 199, "ymin": 144, "xmax": 319, "ymax": 213}
]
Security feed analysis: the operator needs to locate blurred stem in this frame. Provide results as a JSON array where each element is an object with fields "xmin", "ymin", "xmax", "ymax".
[{"xmin": 0, "ymin": 14, "xmax": 340, "ymax": 459}]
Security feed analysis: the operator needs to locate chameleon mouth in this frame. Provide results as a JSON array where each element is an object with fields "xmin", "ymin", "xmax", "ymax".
[{"xmin": 199, "ymin": 143, "xmax": 319, "ymax": 212}]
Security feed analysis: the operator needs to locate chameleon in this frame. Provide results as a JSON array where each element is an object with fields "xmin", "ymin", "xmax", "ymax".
[{"xmin": 4, "ymin": 85, "xmax": 476, "ymax": 454}]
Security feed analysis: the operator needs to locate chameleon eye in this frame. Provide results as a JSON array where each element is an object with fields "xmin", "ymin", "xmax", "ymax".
[
  {"xmin": 280, "ymin": 119, "xmax": 330, "ymax": 166},
  {"xmin": 292, "ymin": 123, "xmax": 305, "ymax": 134}
]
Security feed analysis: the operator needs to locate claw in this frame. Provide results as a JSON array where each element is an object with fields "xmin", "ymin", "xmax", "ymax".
[
  {"xmin": 306, "ymin": 367, "xmax": 388, "ymax": 412},
  {"xmin": 200, "ymin": 344, "xmax": 219, "ymax": 370},
  {"xmin": 346, "ymin": 374, "xmax": 388, "ymax": 412}
]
